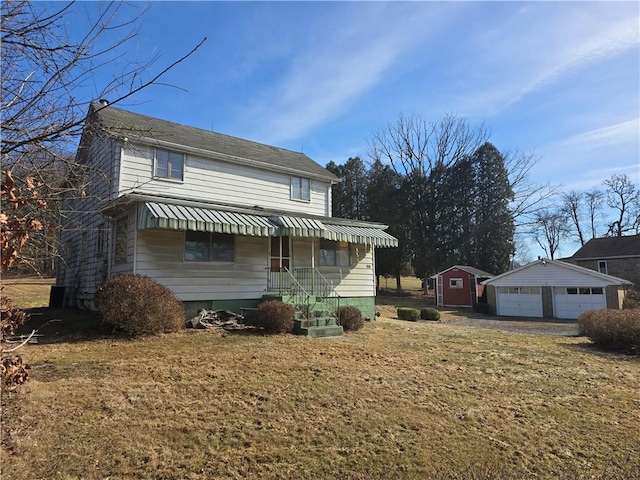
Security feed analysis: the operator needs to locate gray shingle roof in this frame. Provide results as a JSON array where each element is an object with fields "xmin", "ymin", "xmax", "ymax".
[
  {"xmin": 89, "ymin": 103, "xmax": 339, "ymax": 182},
  {"xmin": 570, "ymin": 235, "xmax": 640, "ymax": 259}
]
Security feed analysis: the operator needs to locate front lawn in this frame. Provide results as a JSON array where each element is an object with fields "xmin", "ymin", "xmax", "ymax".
[{"xmin": 1, "ymin": 299, "xmax": 639, "ymax": 479}]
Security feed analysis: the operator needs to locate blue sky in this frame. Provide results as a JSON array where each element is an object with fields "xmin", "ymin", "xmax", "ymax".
[{"xmin": 61, "ymin": 1, "xmax": 638, "ymax": 256}]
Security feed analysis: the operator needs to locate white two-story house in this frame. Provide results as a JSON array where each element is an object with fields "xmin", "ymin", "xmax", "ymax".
[{"xmin": 55, "ymin": 102, "xmax": 397, "ymax": 335}]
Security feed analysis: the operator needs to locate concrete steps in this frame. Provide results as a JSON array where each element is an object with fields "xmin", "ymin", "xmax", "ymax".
[{"xmin": 262, "ymin": 294, "xmax": 343, "ymax": 338}]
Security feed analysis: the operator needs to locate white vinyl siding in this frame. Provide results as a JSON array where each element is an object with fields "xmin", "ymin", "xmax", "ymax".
[
  {"xmin": 57, "ymin": 132, "xmax": 121, "ymax": 305},
  {"xmin": 119, "ymin": 143, "xmax": 330, "ymax": 216},
  {"xmin": 486, "ymin": 262, "xmax": 616, "ymax": 288},
  {"xmin": 135, "ymin": 230, "xmax": 269, "ymax": 301},
  {"xmin": 290, "ymin": 239, "xmax": 375, "ymax": 297}
]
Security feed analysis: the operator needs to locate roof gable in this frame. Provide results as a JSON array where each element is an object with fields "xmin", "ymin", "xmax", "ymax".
[
  {"xmin": 433, "ymin": 265, "xmax": 494, "ymax": 278},
  {"xmin": 87, "ymin": 103, "xmax": 339, "ymax": 182},
  {"xmin": 570, "ymin": 235, "xmax": 640, "ymax": 259},
  {"xmin": 483, "ymin": 258, "xmax": 632, "ymax": 287}
]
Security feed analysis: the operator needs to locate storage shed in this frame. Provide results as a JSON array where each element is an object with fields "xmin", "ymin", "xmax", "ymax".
[
  {"xmin": 432, "ymin": 265, "xmax": 494, "ymax": 307},
  {"xmin": 482, "ymin": 259, "xmax": 632, "ymax": 319}
]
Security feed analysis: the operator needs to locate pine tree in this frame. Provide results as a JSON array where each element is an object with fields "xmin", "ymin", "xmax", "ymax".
[{"xmin": 471, "ymin": 142, "xmax": 515, "ymax": 274}]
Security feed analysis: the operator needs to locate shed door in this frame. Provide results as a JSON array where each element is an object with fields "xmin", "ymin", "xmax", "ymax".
[
  {"xmin": 496, "ymin": 287, "xmax": 543, "ymax": 318},
  {"xmin": 553, "ymin": 287, "xmax": 606, "ymax": 319}
]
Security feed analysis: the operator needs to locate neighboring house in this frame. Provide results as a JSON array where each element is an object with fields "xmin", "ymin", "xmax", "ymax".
[
  {"xmin": 55, "ymin": 102, "xmax": 398, "ymax": 336},
  {"xmin": 482, "ymin": 258, "xmax": 632, "ymax": 320},
  {"xmin": 564, "ymin": 235, "xmax": 640, "ymax": 290},
  {"xmin": 432, "ymin": 265, "xmax": 494, "ymax": 307}
]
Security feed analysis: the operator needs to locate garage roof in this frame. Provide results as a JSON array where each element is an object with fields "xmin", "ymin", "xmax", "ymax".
[{"xmin": 482, "ymin": 258, "xmax": 633, "ymax": 287}]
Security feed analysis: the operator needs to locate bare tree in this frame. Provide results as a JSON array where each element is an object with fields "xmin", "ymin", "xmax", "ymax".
[
  {"xmin": 503, "ymin": 150, "xmax": 559, "ymax": 230},
  {"xmin": 603, "ymin": 174, "xmax": 639, "ymax": 237},
  {"xmin": 533, "ymin": 209, "xmax": 570, "ymax": 260},
  {"xmin": 584, "ymin": 187, "xmax": 605, "ymax": 239},
  {"xmin": 1, "ymin": 0, "xmax": 206, "ymax": 273},
  {"xmin": 561, "ymin": 190, "xmax": 586, "ymax": 245},
  {"xmin": 368, "ymin": 114, "xmax": 489, "ymax": 279}
]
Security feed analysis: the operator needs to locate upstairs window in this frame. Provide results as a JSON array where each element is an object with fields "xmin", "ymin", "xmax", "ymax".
[
  {"xmin": 155, "ymin": 148, "xmax": 184, "ymax": 181},
  {"xmin": 319, "ymin": 239, "xmax": 349, "ymax": 266},
  {"xmin": 291, "ymin": 176, "xmax": 310, "ymax": 201},
  {"xmin": 597, "ymin": 260, "xmax": 607, "ymax": 274},
  {"xmin": 185, "ymin": 231, "xmax": 235, "ymax": 262}
]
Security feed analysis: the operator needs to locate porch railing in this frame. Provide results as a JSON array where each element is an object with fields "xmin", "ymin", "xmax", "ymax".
[
  {"xmin": 293, "ymin": 267, "xmax": 340, "ymax": 319},
  {"xmin": 265, "ymin": 267, "xmax": 340, "ymax": 320}
]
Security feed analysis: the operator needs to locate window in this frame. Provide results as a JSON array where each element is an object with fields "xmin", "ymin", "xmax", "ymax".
[
  {"xmin": 449, "ymin": 278, "xmax": 463, "ymax": 289},
  {"xmin": 597, "ymin": 260, "xmax": 607, "ymax": 274},
  {"xmin": 155, "ymin": 148, "xmax": 184, "ymax": 180},
  {"xmin": 291, "ymin": 176, "xmax": 310, "ymax": 201},
  {"xmin": 185, "ymin": 231, "xmax": 234, "ymax": 262},
  {"xmin": 114, "ymin": 217, "xmax": 128, "ymax": 264},
  {"xmin": 96, "ymin": 224, "xmax": 106, "ymax": 257},
  {"xmin": 270, "ymin": 236, "xmax": 290, "ymax": 272},
  {"xmin": 319, "ymin": 239, "xmax": 349, "ymax": 266}
]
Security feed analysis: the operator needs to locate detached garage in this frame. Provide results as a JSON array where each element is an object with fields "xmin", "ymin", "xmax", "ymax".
[{"xmin": 482, "ymin": 259, "xmax": 631, "ymax": 319}]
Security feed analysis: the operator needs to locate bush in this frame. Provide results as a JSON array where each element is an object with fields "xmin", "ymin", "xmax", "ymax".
[
  {"xmin": 397, "ymin": 307, "xmax": 420, "ymax": 321},
  {"xmin": 623, "ymin": 289, "xmax": 640, "ymax": 309},
  {"xmin": 472, "ymin": 302, "xmax": 490, "ymax": 314},
  {"xmin": 338, "ymin": 306, "xmax": 364, "ymax": 332},
  {"xmin": 420, "ymin": 307, "xmax": 440, "ymax": 321},
  {"xmin": 578, "ymin": 309, "xmax": 640, "ymax": 355},
  {"xmin": 95, "ymin": 274, "xmax": 185, "ymax": 337},
  {"xmin": 256, "ymin": 300, "xmax": 295, "ymax": 334}
]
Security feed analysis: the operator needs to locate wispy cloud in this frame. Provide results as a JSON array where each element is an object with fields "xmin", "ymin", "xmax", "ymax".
[
  {"xmin": 243, "ymin": 3, "xmax": 462, "ymax": 145},
  {"xmin": 559, "ymin": 119, "xmax": 640, "ymax": 150}
]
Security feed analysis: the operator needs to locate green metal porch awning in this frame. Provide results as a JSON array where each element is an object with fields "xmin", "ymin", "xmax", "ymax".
[
  {"xmin": 322, "ymin": 224, "xmax": 398, "ymax": 248},
  {"xmin": 271, "ymin": 215, "xmax": 325, "ymax": 237},
  {"xmin": 136, "ymin": 202, "xmax": 398, "ymax": 247},
  {"xmin": 138, "ymin": 202, "xmax": 276, "ymax": 236}
]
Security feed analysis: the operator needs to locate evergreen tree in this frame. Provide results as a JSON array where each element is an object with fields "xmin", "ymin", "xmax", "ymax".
[
  {"xmin": 325, "ymin": 157, "xmax": 368, "ymax": 220},
  {"xmin": 366, "ymin": 159, "xmax": 410, "ymax": 290},
  {"xmin": 471, "ymin": 142, "xmax": 515, "ymax": 274}
]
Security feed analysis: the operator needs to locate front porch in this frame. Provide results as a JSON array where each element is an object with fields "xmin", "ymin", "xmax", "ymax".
[{"xmin": 264, "ymin": 267, "xmax": 343, "ymax": 337}]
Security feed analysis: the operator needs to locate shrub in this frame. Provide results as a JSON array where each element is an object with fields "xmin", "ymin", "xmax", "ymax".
[
  {"xmin": 397, "ymin": 307, "xmax": 420, "ymax": 321},
  {"xmin": 472, "ymin": 302, "xmax": 490, "ymax": 314},
  {"xmin": 420, "ymin": 307, "xmax": 440, "ymax": 321},
  {"xmin": 256, "ymin": 300, "xmax": 295, "ymax": 334},
  {"xmin": 95, "ymin": 274, "xmax": 185, "ymax": 337},
  {"xmin": 578, "ymin": 309, "xmax": 640, "ymax": 355},
  {"xmin": 338, "ymin": 306, "xmax": 364, "ymax": 332},
  {"xmin": 623, "ymin": 289, "xmax": 640, "ymax": 309}
]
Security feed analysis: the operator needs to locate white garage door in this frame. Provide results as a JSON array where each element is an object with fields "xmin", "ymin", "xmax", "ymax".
[
  {"xmin": 496, "ymin": 287, "xmax": 543, "ymax": 318},
  {"xmin": 553, "ymin": 287, "xmax": 606, "ymax": 319}
]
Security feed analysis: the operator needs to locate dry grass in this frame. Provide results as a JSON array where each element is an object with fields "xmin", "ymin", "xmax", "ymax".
[
  {"xmin": 1, "ymin": 276, "xmax": 54, "ymax": 309},
  {"xmin": 1, "ymin": 288, "xmax": 639, "ymax": 479}
]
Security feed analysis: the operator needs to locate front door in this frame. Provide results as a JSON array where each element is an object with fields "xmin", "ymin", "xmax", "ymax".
[{"xmin": 270, "ymin": 236, "xmax": 290, "ymax": 272}]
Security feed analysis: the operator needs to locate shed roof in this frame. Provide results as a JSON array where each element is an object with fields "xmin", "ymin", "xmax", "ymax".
[
  {"xmin": 432, "ymin": 265, "xmax": 494, "ymax": 279},
  {"xmin": 569, "ymin": 235, "xmax": 640, "ymax": 260},
  {"xmin": 85, "ymin": 103, "xmax": 339, "ymax": 182}
]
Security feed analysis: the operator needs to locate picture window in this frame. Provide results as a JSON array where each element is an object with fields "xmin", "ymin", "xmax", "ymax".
[{"xmin": 185, "ymin": 231, "xmax": 235, "ymax": 262}]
